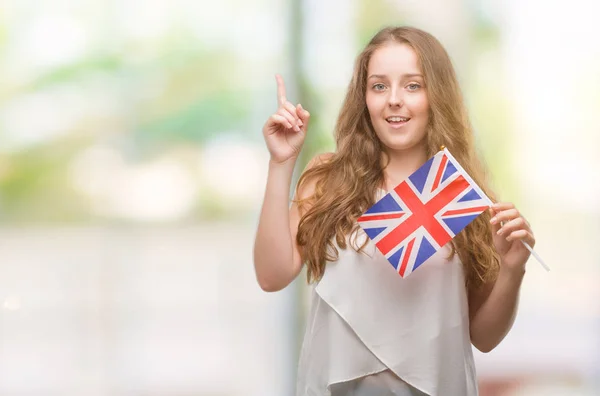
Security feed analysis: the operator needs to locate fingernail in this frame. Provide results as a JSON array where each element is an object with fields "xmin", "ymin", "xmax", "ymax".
[
  {"xmin": 496, "ymin": 229, "xmax": 502, "ymax": 235},
  {"xmin": 294, "ymin": 125, "xmax": 300, "ymax": 132},
  {"xmin": 490, "ymin": 217, "xmax": 497, "ymax": 224},
  {"xmin": 287, "ymin": 123, "xmax": 293, "ymax": 128},
  {"xmin": 298, "ymin": 120, "xmax": 304, "ymax": 127}
]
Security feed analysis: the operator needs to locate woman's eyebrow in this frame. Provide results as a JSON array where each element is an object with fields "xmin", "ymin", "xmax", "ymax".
[{"xmin": 367, "ymin": 73, "xmax": 424, "ymax": 80}]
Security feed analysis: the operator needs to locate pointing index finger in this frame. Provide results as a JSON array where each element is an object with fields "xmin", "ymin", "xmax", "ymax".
[{"xmin": 275, "ymin": 74, "xmax": 287, "ymax": 106}]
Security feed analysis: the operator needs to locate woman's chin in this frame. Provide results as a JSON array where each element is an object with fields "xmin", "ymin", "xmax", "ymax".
[{"xmin": 381, "ymin": 137, "xmax": 425, "ymax": 153}]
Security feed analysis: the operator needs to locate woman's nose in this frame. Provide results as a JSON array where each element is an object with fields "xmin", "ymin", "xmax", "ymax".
[{"xmin": 388, "ymin": 89, "xmax": 403, "ymax": 107}]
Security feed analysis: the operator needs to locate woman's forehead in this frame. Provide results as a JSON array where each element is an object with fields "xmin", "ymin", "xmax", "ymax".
[{"xmin": 367, "ymin": 43, "xmax": 422, "ymax": 77}]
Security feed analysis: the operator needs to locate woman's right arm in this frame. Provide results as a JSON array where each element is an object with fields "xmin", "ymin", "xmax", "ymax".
[
  {"xmin": 254, "ymin": 153, "xmax": 331, "ymax": 292},
  {"xmin": 253, "ymin": 74, "xmax": 317, "ymax": 292}
]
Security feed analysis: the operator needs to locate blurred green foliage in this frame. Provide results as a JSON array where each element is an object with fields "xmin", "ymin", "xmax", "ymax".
[{"xmin": 0, "ymin": 0, "xmax": 516, "ymax": 223}]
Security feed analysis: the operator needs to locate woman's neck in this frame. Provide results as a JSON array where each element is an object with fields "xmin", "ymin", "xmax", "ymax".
[{"xmin": 381, "ymin": 145, "xmax": 428, "ymax": 191}]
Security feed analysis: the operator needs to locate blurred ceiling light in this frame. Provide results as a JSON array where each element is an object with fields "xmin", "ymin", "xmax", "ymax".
[
  {"xmin": 70, "ymin": 146, "xmax": 199, "ymax": 221},
  {"xmin": 18, "ymin": 14, "xmax": 88, "ymax": 71},
  {"xmin": 108, "ymin": 159, "xmax": 199, "ymax": 221}
]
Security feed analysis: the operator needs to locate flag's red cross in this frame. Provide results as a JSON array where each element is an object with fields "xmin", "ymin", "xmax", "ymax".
[{"xmin": 377, "ymin": 175, "xmax": 470, "ymax": 256}]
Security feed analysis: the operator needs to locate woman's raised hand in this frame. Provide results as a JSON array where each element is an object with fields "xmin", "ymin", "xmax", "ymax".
[{"xmin": 262, "ymin": 74, "xmax": 310, "ymax": 164}]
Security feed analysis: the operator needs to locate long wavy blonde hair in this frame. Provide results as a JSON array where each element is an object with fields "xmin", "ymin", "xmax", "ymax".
[{"xmin": 296, "ymin": 26, "xmax": 500, "ymax": 292}]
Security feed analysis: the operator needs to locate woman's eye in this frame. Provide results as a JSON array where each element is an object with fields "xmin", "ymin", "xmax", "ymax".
[
  {"xmin": 373, "ymin": 83, "xmax": 386, "ymax": 91},
  {"xmin": 407, "ymin": 83, "xmax": 421, "ymax": 91}
]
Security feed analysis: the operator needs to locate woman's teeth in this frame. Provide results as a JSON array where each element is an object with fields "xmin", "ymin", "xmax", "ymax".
[{"xmin": 386, "ymin": 117, "xmax": 410, "ymax": 122}]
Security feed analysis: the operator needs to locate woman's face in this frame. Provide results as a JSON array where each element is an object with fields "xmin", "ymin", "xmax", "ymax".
[{"xmin": 365, "ymin": 42, "xmax": 430, "ymax": 154}]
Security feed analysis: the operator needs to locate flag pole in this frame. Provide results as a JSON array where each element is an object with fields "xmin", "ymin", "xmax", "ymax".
[
  {"xmin": 521, "ymin": 241, "xmax": 550, "ymax": 271},
  {"xmin": 440, "ymin": 146, "xmax": 550, "ymax": 272}
]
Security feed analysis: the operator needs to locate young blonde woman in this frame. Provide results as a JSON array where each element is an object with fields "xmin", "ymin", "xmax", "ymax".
[{"xmin": 253, "ymin": 26, "xmax": 535, "ymax": 396}]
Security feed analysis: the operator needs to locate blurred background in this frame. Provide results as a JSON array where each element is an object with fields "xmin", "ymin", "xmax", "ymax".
[{"xmin": 0, "ymin": 0, "xmax": 599, "ymax": 395}]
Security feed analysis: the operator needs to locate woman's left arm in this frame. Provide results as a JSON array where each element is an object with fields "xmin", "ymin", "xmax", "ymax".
[{"xmin": 468, "ymin": 202, "xmax": 535, "ymax": 353}]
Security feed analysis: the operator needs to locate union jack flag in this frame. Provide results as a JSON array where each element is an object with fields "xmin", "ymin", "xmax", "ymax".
[{"xmin": 357, "ymin": 148, "xmax": 493, "ymax": 277}]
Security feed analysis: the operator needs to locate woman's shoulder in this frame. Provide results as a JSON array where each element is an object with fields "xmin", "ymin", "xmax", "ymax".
[
  {"xmin": 298, "ymin": 151, "xmax": 334, "ymax": 184},
  {"xmin": 294, "ymin": 152, "xmax": 335, "ymax": 204},
  {"xmin": 305, "ymin": 152, "xmax": 335, "ymax": 169}
]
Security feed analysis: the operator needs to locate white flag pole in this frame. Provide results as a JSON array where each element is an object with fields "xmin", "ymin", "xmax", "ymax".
[{"xmin": 520, "ymin": 241, "xmax": 550, "ymax": 271}]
